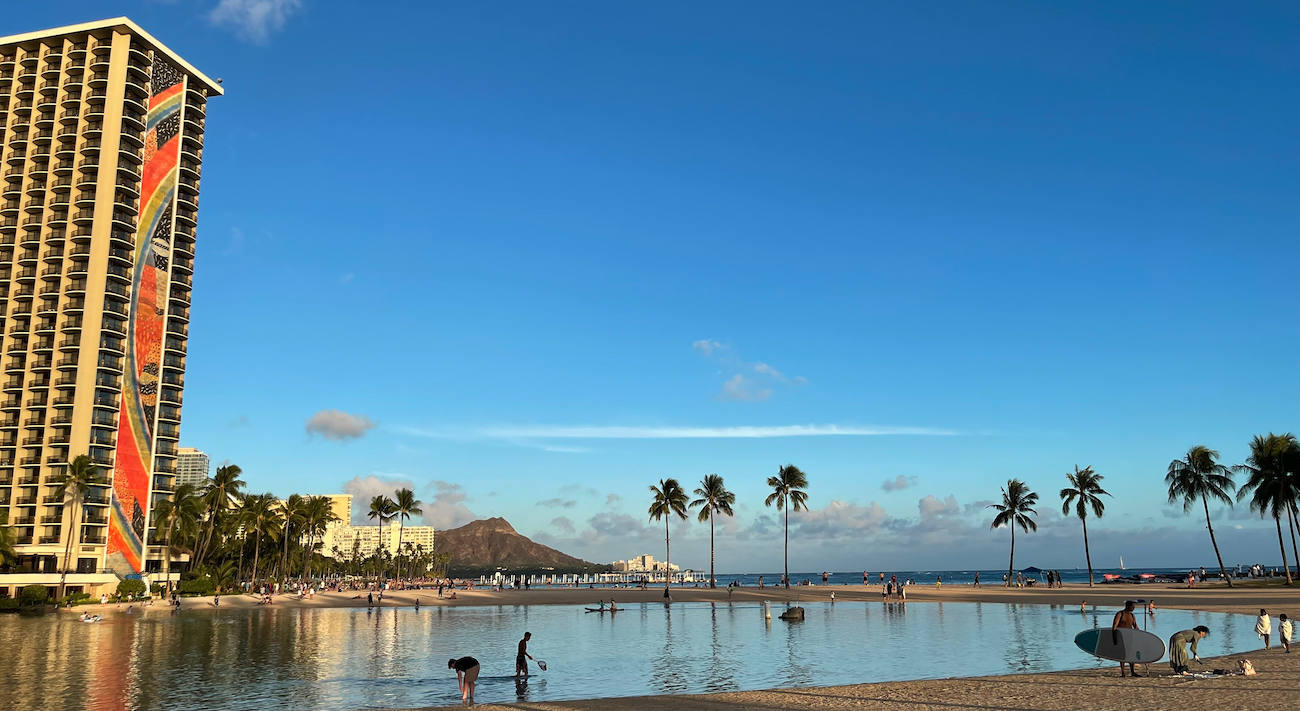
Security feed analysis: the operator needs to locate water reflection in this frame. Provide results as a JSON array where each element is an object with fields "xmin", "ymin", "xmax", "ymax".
[{"xmin": 0, "ymin": 603, "xmax": 1255, "ymax": 710}]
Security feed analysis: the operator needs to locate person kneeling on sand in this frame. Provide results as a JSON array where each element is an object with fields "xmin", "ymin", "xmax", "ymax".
[
  {"xmin": 449, "ymin": 656, "xmax": 480, "ymax": 703},
  {"xmin": 1168, "ymin": 626, "xmax": 1209, "ymax": 674}
]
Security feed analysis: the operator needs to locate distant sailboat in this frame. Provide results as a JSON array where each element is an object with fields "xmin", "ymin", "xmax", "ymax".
[{"xmin": 1119, "ymin": 556, "xmax": 1126, "ymax": 571}]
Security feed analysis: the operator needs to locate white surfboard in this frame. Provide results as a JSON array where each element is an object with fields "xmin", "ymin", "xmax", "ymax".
[{"xmin": 1074, "ymin": 628, "xmax": 1166, "ymax": 664}]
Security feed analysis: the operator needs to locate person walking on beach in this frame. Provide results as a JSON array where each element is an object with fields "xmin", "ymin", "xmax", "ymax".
[
  {"xmin": 1278, "ymin": 614, "xmax": 1292, "ymax": 653},
  {"xmin": 1256, "ymin": 609, "xmax": 1272, "ymax": 649},
  {"xmin": 516, "ymin": 632, "xmax": 534, "ymax": 678},
  {"xmin": 449, "ymin": 656, "xmax": 480, "ymax": 703},
  {"xmin": 973, "ymin": 572, "xmax": 980, "ymax": 587},
  {"xmin": 1113, "ymin": 601, "xmax": 1141, "ymax": 677},
  {"xmin": 1168, "ymin": 626, "xmax": 1209, "ymax": 674},
  {"xmin": 863, "ymin": 571, "xmax": 868, "ymax": 586},
  {"xmin": 758, "ymin": 575, "xmax": 763, "ymax": 588},
  {"xmin": 1046, "ymin": 571, "xmax": 1054, "ymax": 588}
]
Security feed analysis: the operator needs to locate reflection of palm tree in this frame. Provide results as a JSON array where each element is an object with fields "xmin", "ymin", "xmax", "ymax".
[
  {"xmin": 1236, "ymin": 433, "xmax": 1300, "ymax": 584},
  {"xmin": 1166, "ymin": 446, "xmax": 1237, "ymax": 587},
  {"xmin": 690, "ymin": 474, "xmax": 735, "ymax": 589}
]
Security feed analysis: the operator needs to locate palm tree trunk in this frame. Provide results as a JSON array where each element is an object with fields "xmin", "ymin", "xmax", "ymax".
[
  {"xmin": 162, "ymin": 519, "xmax": 175, "ymax": 594},
  {"xmin": 59, "ymin": 496, "xmax": 78, "ymax": 598},
  {"xmin": 784, "ymin": 507, "xmax": 790, "ymax": 589},
  {"xmin": 1287, "ymin": 502, "xmax": 1299, "ymax": 578},
  {"xmin": 396, "ymin": 521, "xmax": 405, "ymax": 582},
  {"xmin": 709, "ymin": 513, "xmax": 716, "ymax": 589},
  {"xmin": 1007, "ymin": 525, "xmax": 1015, "ymax": 587},
  {"xmin": 1202, "ymin": 495, "xmax": 1233, "ymax": 588},
  {"xmin": 252, "ymin": 531, "xmax": 263, "ymax": 589},
  {"xmin": 664, "ymin": 516, "xmax": 670, "ymax": 591},
  {"xmin": 1082, "ymin": 516, "xmax": 1094, "ymax": 587},
  {"xmin": 1275, "ymin": 514, "xmax": 1292, "ymax": 585},
  {"xmin": 237, "ymin": 535, "xmax": 246, "ymax": 583}
]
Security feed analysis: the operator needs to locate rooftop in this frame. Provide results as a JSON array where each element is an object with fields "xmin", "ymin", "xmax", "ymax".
[{"xmin": 0, "ymin": 16, "xmax": 224, "ymax": 96}]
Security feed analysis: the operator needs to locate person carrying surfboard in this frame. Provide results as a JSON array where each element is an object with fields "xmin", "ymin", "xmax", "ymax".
[{"xmin": 1113, "ymin": 600, "xmax": 1141, "ymax": 677}]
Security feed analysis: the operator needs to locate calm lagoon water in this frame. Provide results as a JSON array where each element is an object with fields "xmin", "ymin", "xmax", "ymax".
[{"xmin": 0, "ymin": 602, "xmax": 1257, "ymax": 710}]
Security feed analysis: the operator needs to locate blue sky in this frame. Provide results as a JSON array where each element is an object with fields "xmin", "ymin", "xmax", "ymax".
[{"xmin": 8, "ymin": 2, "xmax": 1298, "ymax": 572}]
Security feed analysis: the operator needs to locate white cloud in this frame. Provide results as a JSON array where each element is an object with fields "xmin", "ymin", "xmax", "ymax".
[
  {"xmin": 692, "ymin": 340, "xmax": 725, "ymax": 357},
  {"xmin": 341, "ymin": 475, "xmax": 415, "ymax": 525},
  {"xmin": 306, "ymin": 409, "xmax": 375, "ymax": 441},
  {"xmin": 720, "ymin": 374, "xmax": 771, "ymax": 401},
  {"xmin": 537, "ymin": 498, "xmax": 577, "ymax": 509},
  {"xmin": 209, "ymin": 0, "xmax": 302, "ymax": 42},
  {"xmin": 422, "ymin": 480, "xmax": 477, "ymax": 530},
  {"xmin": 918, "ymin": 494, "xmax": 960, "ymax": 521},
  {"xmin": 881, "ymin": 475, "xmax": 919, "ymax": 492},
  {"xmin": 794, "ymin": 501, "xmax": 891, "ymax": 538}
]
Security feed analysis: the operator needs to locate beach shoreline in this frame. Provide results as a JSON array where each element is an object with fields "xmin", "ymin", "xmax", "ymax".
[{"xmin": 65, "ymin": 581, "xmax": 1297, "ymax": 618}]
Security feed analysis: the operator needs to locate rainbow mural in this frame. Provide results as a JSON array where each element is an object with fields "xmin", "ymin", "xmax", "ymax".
[{"xmin": 105, "ymin": 59, "xmax": 186, "ymax": 576}]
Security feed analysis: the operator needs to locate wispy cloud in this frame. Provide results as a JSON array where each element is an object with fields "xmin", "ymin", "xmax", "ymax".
[
  {"xmin": 306, "ymin": 409, "xmax": 375, "ymax": 441},
  {"xmin": 694, "ymin": 340, "xmax": 808, "ymax": 400},
  {"xmin": 720, "ymin": 374, "xmax": 771, "ymax": 401},
  {"xmin": 882, "ymin": 475, "xmax": 919, "ymax": 492},
  {"xmin": 209, "ymin": 0, "xmax": 302, "ymax": 43},
  {"xmin": 692, "ymin": 339, "xmax": 726, "ymax": 357},
  {"xmin": 404, "ymin": 424, "xmax": 956, "ymax": 439}
]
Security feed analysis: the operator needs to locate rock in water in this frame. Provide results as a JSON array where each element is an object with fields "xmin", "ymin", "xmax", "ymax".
[{"xmin": 779, "ymin": 606, "xmax": 805, "ymax": 621}]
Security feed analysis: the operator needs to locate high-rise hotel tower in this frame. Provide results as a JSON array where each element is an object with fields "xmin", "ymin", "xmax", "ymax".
[{"xmin": 0, "ymin": 19, "xmax": 219, "ymax": 594}]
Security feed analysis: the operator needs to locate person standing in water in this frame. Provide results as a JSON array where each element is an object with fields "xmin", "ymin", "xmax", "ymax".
[
  {"xmin": 1168, "ymin": 626, "xmax": 1209, "ymax": 674},
  {"xmin": 516, "ymin": 632, "xmax": 534, "ymax": 678},
  {"xmin": 449, "ymin": 656, "xmax": 480, "ymax": 703},
  {"xmin": 1113, "ymin": 601, "xmax": 1141, "ymax": 677}
]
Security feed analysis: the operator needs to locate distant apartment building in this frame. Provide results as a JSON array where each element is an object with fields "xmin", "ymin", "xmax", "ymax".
[
  {"xmin": 326, "ymin": 521, "xmax": 435, "ymax": 559},
  {"xmin": 0, "ymin": 18, "xmax": 220, "ymax": 599},
  {"xmin": 612, "ymin": 554, "xmax": 679, "ymax": 573},
  {"xmin": 173, "ymin": 446, "xmax": 208, "ymax": 488}
]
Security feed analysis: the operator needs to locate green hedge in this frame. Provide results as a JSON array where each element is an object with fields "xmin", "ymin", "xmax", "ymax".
[
  {"xmin": 115, "ymin": 579, "xmax": 147, "ymax": 597},
  {"xmin": 55, "ymin": 592, "xmax": 93, "ymax": 607},
  {"xmin": 179, "ymin": 576, "xmax": 215, "ymax": 596},
  {"xmin": 19, "ymin": 585, "xmax": 48, "ymax": 607},
  {"xmin": 0, "ymin": 598, "xmax": 18, "ymax": 610}
]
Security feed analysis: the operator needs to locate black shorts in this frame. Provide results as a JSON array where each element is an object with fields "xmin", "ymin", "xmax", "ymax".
[{"xmin": 516, "ymin": 655, "xmax": 527, "ymax": 672}]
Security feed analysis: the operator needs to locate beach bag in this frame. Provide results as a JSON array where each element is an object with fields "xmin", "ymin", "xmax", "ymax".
[{"xmin": 1238, "ymin": 660, "xmax": 1256, "ymax": 676}]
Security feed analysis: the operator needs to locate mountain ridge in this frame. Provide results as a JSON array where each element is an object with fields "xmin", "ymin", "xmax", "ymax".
[{"xmin": 432, "ymin": 517, "xmax": 606, "ymax": 575}]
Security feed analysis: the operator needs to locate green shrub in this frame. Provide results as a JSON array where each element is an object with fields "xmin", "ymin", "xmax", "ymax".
[
  {"xmin": 0, "ymin": 598, "xmax": 18, "ymax": 610},
  {"xmin": 19, "ymin": 585, "xmax": 49, "ymax": 607},
  {"xmin": 115, "ymin": 579, "xmax": 147, "ymax": 597},
  {"xmin": 55, "ymin": 592, "xmax": 92, "ymax": 607},
  {"xmin": 179, "ymin": 576, "xmax": 215, "ymax": 596},
  {"xmin": 150, "ymin": 583, "xmax": 166, "ymax": 595}
]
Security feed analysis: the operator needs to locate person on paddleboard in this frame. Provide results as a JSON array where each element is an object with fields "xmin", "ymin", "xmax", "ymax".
[{"xmin": 1113, "ymin": 600, "xmax": 1141, "ymax": 677}]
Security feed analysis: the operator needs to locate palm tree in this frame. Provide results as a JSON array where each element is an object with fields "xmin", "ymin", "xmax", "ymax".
[
  {"xmin": 988, "ymin": 479, "xmax": 1038, "ymax": 586},
  {"xmin": 368, "ymin": 495, "xmax": 395, "ymax": 577},
  {"xmin": 1166, "ymin": 446, "xmax": 1237, "ymax": 588},
  {"xmin": 214, "ymin": 560, "xmax": 238, "ymax": 594},
  {"xmin": 1236, "ymin": 433, "xmax": 1300, "ymax": 585},
  {"xmin": 299, "ymin": 496, "xmax": 340, "ymax": 582},
  {"xmin": 1059, "ymin": 465, "xmax": 1110, "ymax": 587},
  {"xmin": 392, "ymin": 488, "xmax": 423, "ymax": 582},
  {"xmin": 0, "ymin": 523, "xmax": 16, "ymax": 567},
  {"xmin": 152, "ymin": 483, "xmax": 202, "ymax": 593},
  {"xmin": 765, "ymin": 464, "xmax": 810, "ymax": 589},
  {"xmin": 54, "ymin": 455, "xmax": 102, "ymax": 597},
  {"xmin": 689, "ymin": 474, "xmax": 735, "ymax": 589},
  {"xmin": 195, "ymin": 464, "xmax": 245, "ymax": 567},
  {"xmin": 277, "ymin": 494, "xmax": 306, "ymax": 582},
  {"xmin": 647, "ymin": 478, "xmax": 688, "ymax": 591},
  {"xmin": 243, "ymin": 493, "xmax": 280, "ymax": 588}
]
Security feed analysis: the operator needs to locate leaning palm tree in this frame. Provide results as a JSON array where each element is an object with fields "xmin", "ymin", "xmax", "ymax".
[
  {"xmin": 152, "ymin": 483, "xmax": 202, "ymax": 593},
  {"xmin": 765, "ymin": 464, "xmax": 810, "ymax": 589},
  {"xmin": 195, "ymin": 464, "xmax": 245, "ymax": 567},
  {"xmin": 368, "ymin": 494, "xmax": 395, "ymax": 578},
  {"xmin": 54, "ymin": 455, "xmax": 102, "ymax": 597},
  {"xmin": 648, "ymin": 478, "xmax": 688, "ymax": 591},
  {"xmin": 989, "ymin": 479, "xmax": 1038, "ymax": 586},
  {"xmin": 392, "ymin": 488, "xmax": 423, "ymax": 582},
  {"xmin": 1236, "ymin": 433, "xmax": 1300, "ymax": 585},
  {"xmin": 1059, "ymin": 465, "xmax": 1109, "ymax": 587},
  {"xmin": 689, "ymin": 474, "xmax": 735, "ymax": 589},
  {"xmin": 1166, "ymin": 445, "xmax": 1236, "ymax": 587}
]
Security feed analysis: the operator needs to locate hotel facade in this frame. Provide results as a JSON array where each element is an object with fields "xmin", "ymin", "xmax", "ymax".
[{"xmin": 0, "ymin": 18, "xmax": 220, "ymax": 598}]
